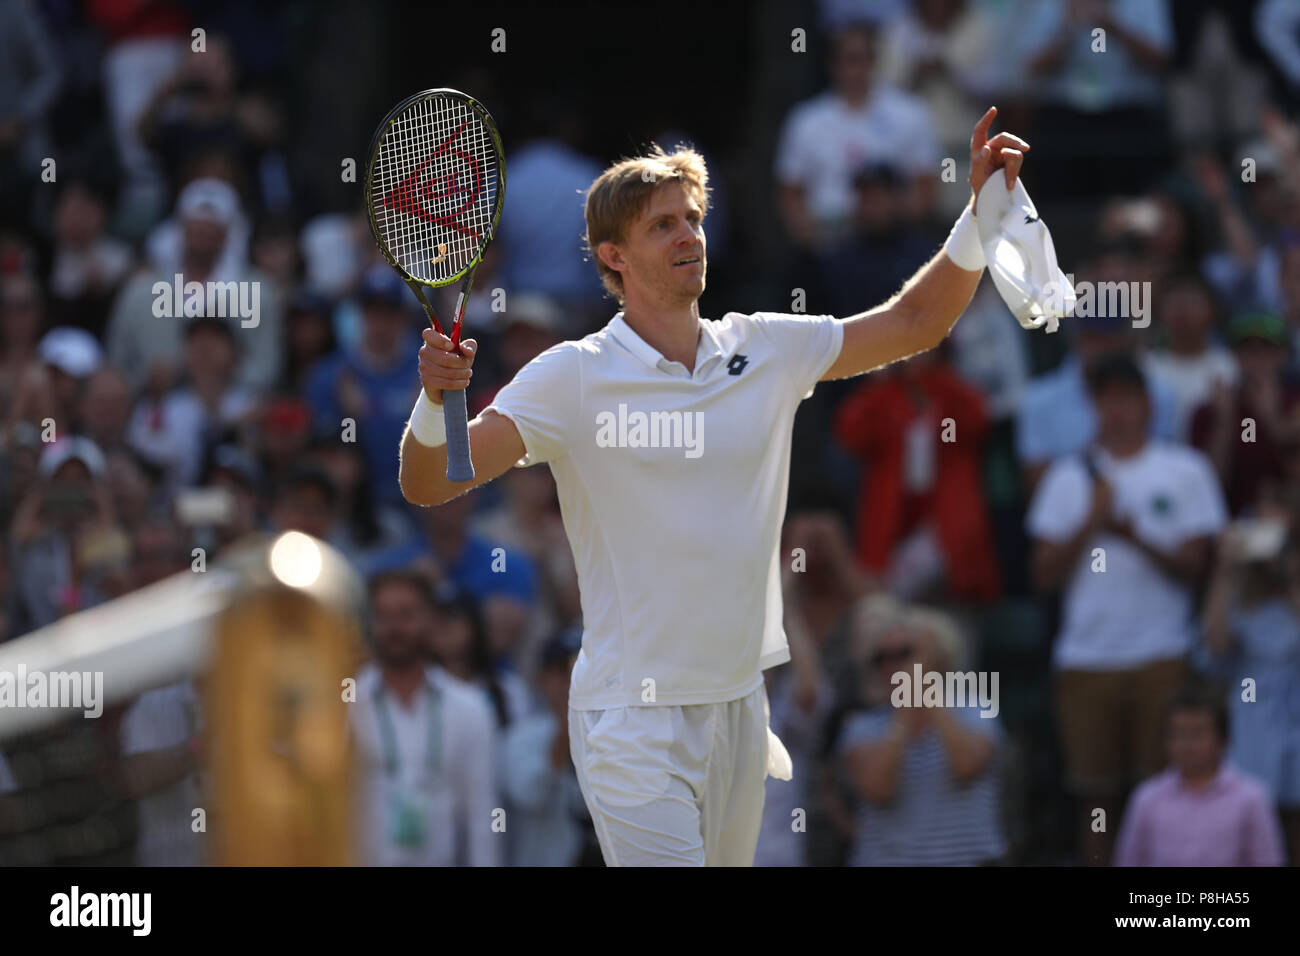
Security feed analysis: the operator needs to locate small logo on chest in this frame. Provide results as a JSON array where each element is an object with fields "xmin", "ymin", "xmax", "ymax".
[{"xmin": 727, "ymin": 354, "xmax": 749, "ymax": 376}]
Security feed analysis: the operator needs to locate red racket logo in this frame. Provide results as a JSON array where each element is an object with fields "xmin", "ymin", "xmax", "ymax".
[{"xmin": 383, "ymin": 118, "xmax": 483, "ymax": 238}]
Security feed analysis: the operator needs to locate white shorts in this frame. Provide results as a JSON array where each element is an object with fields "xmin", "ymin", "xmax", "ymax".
[{"xmin": 569, "ymin": 683, "xmax": 786, "ymax": 866}]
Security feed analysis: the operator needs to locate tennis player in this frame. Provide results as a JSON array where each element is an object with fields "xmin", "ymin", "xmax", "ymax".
[{"xmin": 399, "ymin": 107, "xmax": 1028, "ymax": 866}]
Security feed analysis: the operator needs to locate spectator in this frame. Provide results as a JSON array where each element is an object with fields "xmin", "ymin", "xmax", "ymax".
[
  {"xmin": 0, "ymin": 274, "xmax": 47, "ymax": 418},
  {"xmin": 809, "ymin": 160, "xmax": 940, "ymax": 319},
  {"xmin": 136, "ymin": 34, "xmax": 276, "ymax": 209},
  {"xmin": 498, "ymin": 102, "xmax": 606, "ymax": 333},
  {"xmin": 118, "ymin": 679, "xmax": 204, "ymax": 866},
  {"xmin": 1190, "ymin": 310, "xmax": 1300, "ymax": 516},
  {"xmin": 302, "ymin": 438, "xmax": 419, "ymax": 577},
  {"xmin": 1016, "ymin": 304, "xmax": 1178, "ymax": 490},
  {"xmin": 835, "ymin": 346, "xmax": 1001, "ymax": 603},
  {"xmin": 280, "ymin": 289, "xmax": 336, "ymax": 394},
  {"xmin": 304, "ymin": 264, "xmax": 422, "ymax": 508},
  {"xmin": 126, "ymin": 316, "xmax": 258, "ymax": 494},
  {"xmin": 1114, "ymin": 684, "xmax": 1284, "ymax": 866},
  {"xmin": 470, "ymin": 292, "xmax": 562, "ymax": 416},
  {"xmin": 268, "ymin": 462, "xmax": 336, "ymax": 543},
  {"xmin": 1145, "ymin": 272, "xmax": 1239, "ymax": 441},
  {"xmin": 754, "ymin": 558, "xmax": 832, "ymax": 867},
  {"xmin": 1201, "ymin": 519, "xmax": 1300, "ymax": 864},
  {"xmin": 775, "ymin": 21, "xmax": 939, "ymax": 249},
  {"xmin": 351, "ymin": 571, "xmax": 500, "ymax": 866},
  {"xmin": 0, "ymin": 0, "xmax": 62, "ymax": 202},
  {"xmin": 8, "ymin": 327, "xmax": 105, "ymax": 437},
  {"xmin": 1021, "ymin": 0, "xmax": 1174, "ymax": 197},
  {"xmin": 47, "ymin": 178, "xmax": 135, "ymax": 336},
  {"xmin": 85, "ymin": 0, "xmax": 187, "ymax": 228},
  {"xmin": 381, "ymin": 492, "xmax": 540, "ymax": 666},
  {"xmin": 8, "ymin": 437, "xmax": 127, "ymax": 629},
  {"xmin": 838, "ymin": 604, "xmax": 1007, "ymax": 865},
  {"xmin": 428, "ymin": 582, "xmax": 531, "ymax": 729},
  {"xmin": 1028, "ymin": 353, "xmax": 1227, "ymax": 864},
  {"xmin": 107, "ymin": 177, "xmax": 284, "ymax": 394},
  {"xmin": 469, "ymin": 462, "xmax": 579, "ymax": 681},
  {"xmin": 80, "ymin": 366, "xmax": 135, "ymax": 457},
  {"xmin": 874, "ymin": 0, "xmax": 1009, "ymax": 219},
  {"xmin": 500, "ymin": 628, "xmax": 599, "ymax": 866}
]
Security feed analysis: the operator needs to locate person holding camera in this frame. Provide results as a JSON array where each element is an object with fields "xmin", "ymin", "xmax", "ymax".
[
  {"xmin": 1201, "ymin": 517, "xmax": 1300, "ymax": 864},
  {"xmin": 8, "ymin": 437, "xmax": 129, "ymax": 630}
]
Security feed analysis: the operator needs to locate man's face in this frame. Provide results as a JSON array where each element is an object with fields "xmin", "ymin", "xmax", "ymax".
[
  {"xmin": 605, "ymin": 182, "xmax": 706, "ymax": 310},
  {"xmin": 1093, "ymin": 382, "xmax": 1149, "ymax": 441},
  {"xmin": 1235, "ymin": 337, "xmax": 1285, "ymax": 381},
  {"xmin": 1167, "ymin": 709, "xmax": 1222, "ymax": 780},
  {"xmin": 832, "ymin": 29, "xmax": 874, "ymax": 100},
  {"xmin": 1159, "ymin": 284, "xmax": 1214, "ymax": 342},
  {"xmin": 182, "ymin": 216, "xmax": 228, "ymax": 263},
  {"xmin": 361, "ymin": 300, "xmax": 407, "ymax": 356},
  {"xmin": 371, "ymin": 582, "xmax": 430, "ymax": 666}
]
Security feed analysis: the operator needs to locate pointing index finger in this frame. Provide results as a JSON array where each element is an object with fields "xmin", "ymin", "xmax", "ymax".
[{"xmin": 971, "ymin": 106, "xmax": 997, "ymax": 155}]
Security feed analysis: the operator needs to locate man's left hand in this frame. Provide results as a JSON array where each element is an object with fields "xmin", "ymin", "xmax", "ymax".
[{"xmin": 970, "ymin": 107, "xmax": 1030, "ymax": 215}]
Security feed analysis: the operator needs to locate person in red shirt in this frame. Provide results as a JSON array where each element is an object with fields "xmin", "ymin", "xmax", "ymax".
[{"xmin": 834, "ymin": 344, "xmax": 1000, "ymax": 602}]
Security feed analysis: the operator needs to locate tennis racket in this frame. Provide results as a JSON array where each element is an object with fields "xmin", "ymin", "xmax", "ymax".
[{"xmin": 365, "ymin": 88, "xmax": 506, "ymax": 482}]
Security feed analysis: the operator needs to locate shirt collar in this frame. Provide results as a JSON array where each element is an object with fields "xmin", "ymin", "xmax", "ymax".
[{"xmin": 607, "ymin": 312, "xmax": 725, "ymax": 375}]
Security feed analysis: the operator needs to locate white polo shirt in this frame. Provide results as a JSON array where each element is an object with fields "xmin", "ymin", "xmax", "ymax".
[
  {"xmin": 1026, "ymin": 441, "xmax": 1228, "ymax": 671},
  {"xmin": 484, "ymin": 311, "xmax": 844, "ymax": 709}
]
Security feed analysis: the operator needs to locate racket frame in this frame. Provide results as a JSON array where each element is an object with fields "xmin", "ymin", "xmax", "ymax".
[{"xmin": 364, "ymin": 88, "xmax": 506, "ymax": 483}]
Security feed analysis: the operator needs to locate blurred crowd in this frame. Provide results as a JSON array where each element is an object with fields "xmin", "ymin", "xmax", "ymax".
[{"xmin": 1, "ymin": 0, "xmax": 1300, "ymax": 867}]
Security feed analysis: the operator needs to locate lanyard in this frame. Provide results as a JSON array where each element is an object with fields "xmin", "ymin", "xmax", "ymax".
[{"xmin": 371, "ymin": 674, "xmax": 442, "ymax": 781}]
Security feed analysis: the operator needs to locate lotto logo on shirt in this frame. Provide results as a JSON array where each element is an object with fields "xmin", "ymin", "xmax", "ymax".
[{"xmin": 595, "ymin": 404, "xmax": 704, "ymax": 459}]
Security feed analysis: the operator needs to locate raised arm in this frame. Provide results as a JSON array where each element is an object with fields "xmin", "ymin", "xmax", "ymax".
[
  {"xmin": 399, "ymin": 328, "xmax": 526, "ymax": 506},
  {"xmin": 822, "ymin": 107, "xmax": 1028, "ymax": 381}
]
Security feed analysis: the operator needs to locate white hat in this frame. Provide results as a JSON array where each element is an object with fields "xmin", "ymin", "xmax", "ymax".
[
  {"xmin": 38, "ymin": 327, "xmax": 103, "ymax": 378},
  {"xmin": 177, "ymin": 178, "xmax": 240, "ymax": 227},
  {"xmin": 975, "ymin": 176, "xmax": 1074, "ymax": 334},
  {"xmin": 38, "ymin": 436, "xmax": 107, "ymax": 480},
  {"xmin": 506, "ymin": 293, "xmax": 562, "ymax": 334}
]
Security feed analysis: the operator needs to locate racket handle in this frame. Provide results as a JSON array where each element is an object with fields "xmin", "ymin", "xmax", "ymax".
[{"xmin": 442, "ymin": 388, "xmax": 475, "ymax": 482}]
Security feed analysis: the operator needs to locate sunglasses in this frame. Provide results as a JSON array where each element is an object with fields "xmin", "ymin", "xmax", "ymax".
[{"xmin": 870, "ymin": 645, "xmax": 914, "ymax": 668}]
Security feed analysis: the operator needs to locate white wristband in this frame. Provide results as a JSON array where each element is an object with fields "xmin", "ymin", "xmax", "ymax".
[
  {"xmin": 408, "ymin": 389, "xmax": 447, "ymax": 447},
  {"xmin": 944, "ymin": 204, "xmax": 985, "ymax": 272}
]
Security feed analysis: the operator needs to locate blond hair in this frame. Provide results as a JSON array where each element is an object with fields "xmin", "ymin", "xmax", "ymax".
[{"xmin": 584, "ymin": 144, "xmax": 710, "ymax": 303}]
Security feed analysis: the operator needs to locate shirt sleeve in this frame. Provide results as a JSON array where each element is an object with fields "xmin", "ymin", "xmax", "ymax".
[
  {"xmin": 1026, "ymin": 457, "xmax": 1090, "ymax": 542},
  {"xmin": 481, "ymin": 342, "xmax": 581, "ymax": 466},
  {"xmin": 749, "ymin": 312, "xmax": 845, "ymax": 401}
]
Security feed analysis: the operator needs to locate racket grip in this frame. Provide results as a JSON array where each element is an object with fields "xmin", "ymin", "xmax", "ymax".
[{"xmin": 442, "ymin": 388, "xmax": 475, "ymax": 482}]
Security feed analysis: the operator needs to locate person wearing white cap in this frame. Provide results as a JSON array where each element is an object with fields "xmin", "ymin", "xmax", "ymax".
[
  {"xmin": 5, "ymin": 327, "xmax": 104, "ymax": 440},
  {"xmin": 106, "ymin": 176, "xmax": 283, "ymax": 393},
  {"xmin": 400, "ymin": 108, "xmax": 1049, "ymax": 867}
]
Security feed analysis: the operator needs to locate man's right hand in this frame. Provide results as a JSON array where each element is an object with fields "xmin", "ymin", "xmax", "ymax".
[{"xmin": 418, "ymin": 328, "xmax": 476, "ymax": 405}]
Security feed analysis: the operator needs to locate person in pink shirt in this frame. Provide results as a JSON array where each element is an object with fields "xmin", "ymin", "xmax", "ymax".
[{"xmin": 1114, "ymin": 685, "xmax": 1285, "ymax": 867}]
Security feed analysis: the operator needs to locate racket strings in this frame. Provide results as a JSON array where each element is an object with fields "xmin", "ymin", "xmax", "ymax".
[{"xmin": 371, "ymin": 95, "xmax": 501, "ymax": 284}]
